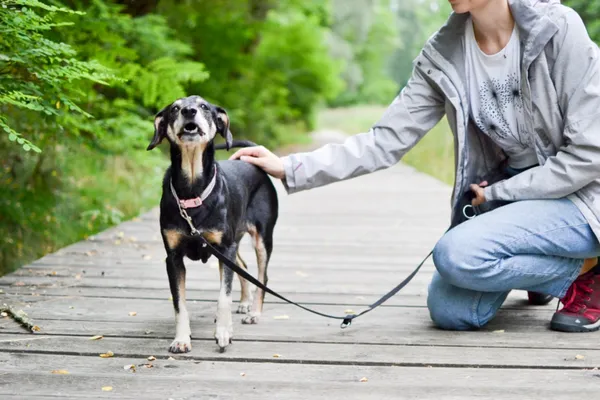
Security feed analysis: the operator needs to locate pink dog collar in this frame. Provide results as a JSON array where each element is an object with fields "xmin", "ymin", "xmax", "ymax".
[{"xmin": 170, "ymin": 167, "xmax": 217, "ymax": 209}]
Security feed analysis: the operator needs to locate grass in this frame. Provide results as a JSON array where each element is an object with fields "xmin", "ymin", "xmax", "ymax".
[
  {"xmin": 315, "ymin": 105, "xmax": 455, "ymax": 185},
  {"xmin": 0, "ymin": 144, "xmax": 167, "ymax": 277}
]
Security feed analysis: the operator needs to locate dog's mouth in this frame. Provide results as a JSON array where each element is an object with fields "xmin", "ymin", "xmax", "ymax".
[{"xmin": 181, "ymin": 122, "xmax": 202, "ymax": 136}]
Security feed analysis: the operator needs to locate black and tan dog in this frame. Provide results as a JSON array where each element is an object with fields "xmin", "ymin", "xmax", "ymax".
[{"xmin": 147, "ymin": 95, "xmax": 278, "ymax": 353}]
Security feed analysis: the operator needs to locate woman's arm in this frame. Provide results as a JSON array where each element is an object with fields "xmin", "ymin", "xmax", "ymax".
[
  {"xmin": 484, "ymin": 9, "xmax": 600, "ymax": 202},
  {"xmin": 230, "ymin": 64, "xmax": 446, "ymax": 194}
]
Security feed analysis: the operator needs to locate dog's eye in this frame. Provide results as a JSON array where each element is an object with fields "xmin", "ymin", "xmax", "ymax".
[
  {"xmin": 171, "ymin": 106, "xmax": 180, "ymax": 113},
  {"xmin": 200, "ymin": 104, "xmax": 208, "ymax": 111}
]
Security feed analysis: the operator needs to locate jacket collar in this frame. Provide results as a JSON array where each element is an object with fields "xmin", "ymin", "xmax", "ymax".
[{"xmin": 423, "ymin": 0, "xmax": 560, "ymax": 72}]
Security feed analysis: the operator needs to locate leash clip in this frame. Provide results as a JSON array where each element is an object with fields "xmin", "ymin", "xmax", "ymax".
[{"xmin": 340, "ymin": 314, "xmax": 355, "ymax": 329}]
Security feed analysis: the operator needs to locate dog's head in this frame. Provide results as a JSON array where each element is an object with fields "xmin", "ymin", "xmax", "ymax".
[{"xmin": 146, "ymin": 96, "xmax": 233, "ymax": 151}]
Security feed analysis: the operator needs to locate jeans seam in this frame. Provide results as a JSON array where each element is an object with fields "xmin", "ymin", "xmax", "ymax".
[{"xmin": 471, "ymin": 291, "xmax": 484, "ymax": 328}]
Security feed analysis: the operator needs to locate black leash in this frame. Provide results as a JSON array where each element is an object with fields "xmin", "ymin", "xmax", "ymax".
[
  {"xmin": 170, "ymin": 154, "xmax": 435, "ymax": 329},
  {"xmin": 196, "ymin": 232, "xmax": 432, "ymax": 328}
]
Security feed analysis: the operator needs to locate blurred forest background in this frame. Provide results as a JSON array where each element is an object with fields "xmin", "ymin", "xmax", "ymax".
[{"xmin": 0, "ymin": 0, "xmax": 596, "ymax": 275}]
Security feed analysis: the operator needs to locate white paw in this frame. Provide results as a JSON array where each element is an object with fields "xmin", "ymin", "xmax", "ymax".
[
  {"xmin": 169, "ymin": 337, "xmax": 191, "ymax": 353},
  {"xmin": 241, "ymin": 312, "xmax": 261, "ymax": 325},
  {"xmin": 215, "ymin": 311, "xmax": 233, "ymax": 352},
  {"xmin": 236, "ymin": 302, "xmax": 252, "ymax": 314}
]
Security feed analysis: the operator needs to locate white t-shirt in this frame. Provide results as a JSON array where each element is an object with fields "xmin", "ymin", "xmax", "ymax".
[{"xmin": 464, "ymin": 17, "xmax": 538, "ymax": 169}]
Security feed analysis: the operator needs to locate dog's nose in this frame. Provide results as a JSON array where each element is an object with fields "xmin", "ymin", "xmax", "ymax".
[{"xmin": 181, "ymin": 107, "xmax": 197, "ymax": 118}]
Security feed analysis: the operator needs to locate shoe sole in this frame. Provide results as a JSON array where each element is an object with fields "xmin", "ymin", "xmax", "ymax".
[{"xmin": 550, "ymin": 313, "xmax": 600, "ymax": 332}]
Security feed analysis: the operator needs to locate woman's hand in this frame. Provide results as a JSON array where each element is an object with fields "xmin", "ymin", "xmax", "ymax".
[
  {"xmin": 229, "ymin": 146, "xmax": 285, "ymax": 180},
  {"xmin": 470, "ymin": 181, "xmax": 488, "ymax": 206}
]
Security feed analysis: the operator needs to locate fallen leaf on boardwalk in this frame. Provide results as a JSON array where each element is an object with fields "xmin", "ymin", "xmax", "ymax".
[
  {"xmin": 1, "ymin": 312, "xmax": 7, "ymax": 317},
  {"xmin": 360, "ymin": 377, "xmax": 368, "ymax": 382},
  {"xmin": 117, "ymin": 231, "xmax": 125, "ymax": 238},
  {"xmin": 99, "ymin": 351, "xmax": 114, "ymax": 358},
  {"xmin": 69, "ymin": 306, "xmax": 74, "ymax": 309},
  {"xmin": 576, "ymin": 354, "xmax": 585, "ymax": 360},
  {"xmin": 295, "ymin": 271, "xmax": 308, "ymax": 277},
  {"xmin": 50, "ymin": 271, "xmax": 57, "ymax": 276},
  {"xmin": 240, "ymin": 372, "xmax": 246, "ymax": 377},
  {"xmin": 168, "ymin": 357, "xmax": 175, "ymax": 361},
  {"xmin": 144, "ymin": 330, "xmax": 154, "ymax": 335},
  {"xmin": 101, "ymin": 386, "xmax": 113, "ymax": 392},
  {"xmin": 0, "ymin": 289, "xmax": 4, "ymax": 294},
  {"xmin": 89, "ymin": 335, "xmax": 103, "ymax": 341},
  {"xmin": 123, "ymin": 364, "xmax": 136, "ymax": 372},
  {"xmin": 74, "ymin": 274, "xmax": 82, "ymax": 280},
  {"xmin": 147, "ymin": 356, "xmax": 156, "ymax": 361},
  {"xmin": 344, "ymin": 309, "xmax": 355, "ymax": 314},
  {"xmin": 128, "ymin": 311, "xmax": 137, "ymax": 316},
  {"xmin": 142, "ymin": 363, "xmax": 154, "ymax": 369},
  {"xmin": 493, "ymin": 330, "xmax": 505, "ymax": 333},
  {"xmin": 273, "ymin": 354, "xmax": 281, "ymax": 358},
  {"xmin": 142, "ymin": 255, "xmax": 152, "ymax": 260},
  {"xmin": 51, "ymin": 370, "xmax": 69, "ymax": 375},
  {"xmin": 273, "ymin": 315, "xmax": 289, "ymax": 320},
  {"xmin": 114, "ymin": 240, "xmax": 121, "ymax": 245},
  {"xmin": 32, "ymin": 325, "xmax": 41, "ymax": 332}
]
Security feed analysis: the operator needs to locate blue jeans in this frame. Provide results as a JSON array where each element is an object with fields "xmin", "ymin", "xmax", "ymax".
[{"xmin": 428, "ymin": 198, "xmax": 600, "ymax": 330}]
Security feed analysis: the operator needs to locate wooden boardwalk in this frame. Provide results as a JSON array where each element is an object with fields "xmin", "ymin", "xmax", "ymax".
[{"xmin": 1, "ymin": 161, "xmax": 599, "ymax": 399}]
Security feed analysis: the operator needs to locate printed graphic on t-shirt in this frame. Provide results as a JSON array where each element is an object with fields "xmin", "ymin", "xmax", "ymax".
[{"xmin": 474, "ymin": 73, "xmax": 528, "ymax": 147}]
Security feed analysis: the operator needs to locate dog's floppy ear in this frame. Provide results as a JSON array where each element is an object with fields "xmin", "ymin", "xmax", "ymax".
[
  {"xmin": 215, "ymin": 106, "xmax": 233, "ymax": 150},
  {"xmin": 147, "ymin": 106, "xmax": 168, "ymax": 151}
]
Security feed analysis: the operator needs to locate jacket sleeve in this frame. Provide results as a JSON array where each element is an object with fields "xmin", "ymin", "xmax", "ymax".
[
  {"xmin": 485, "ymin": 9, "xmax": 600, "ymax": 202},
  {"xmin": 281, "ymin": 64, "xmax": 446, "ymax": 194}
]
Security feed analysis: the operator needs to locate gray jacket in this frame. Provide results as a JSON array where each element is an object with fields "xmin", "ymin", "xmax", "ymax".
[{"xmin": 281, "ymin": 0, "xmax": 600, "ymax": 239}]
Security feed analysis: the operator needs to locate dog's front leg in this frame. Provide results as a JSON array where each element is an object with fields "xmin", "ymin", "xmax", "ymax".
[
  {"xmin": 166, "ymin": 252, "xmax": 192, "ymax": 353},
  {"xmin": 215, "ymin": 247, "xmax": 236, "ymax": 352}
]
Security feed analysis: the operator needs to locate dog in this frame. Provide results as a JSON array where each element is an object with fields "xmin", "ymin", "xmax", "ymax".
[{"xmin": 146, "ymin": 95, "xmax": 278, "ymax": 353}]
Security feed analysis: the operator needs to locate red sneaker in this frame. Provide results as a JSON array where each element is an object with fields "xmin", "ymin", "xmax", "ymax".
[{"xmin": 550, "ymin": 269, "xmax": 600, "ymax": 332}]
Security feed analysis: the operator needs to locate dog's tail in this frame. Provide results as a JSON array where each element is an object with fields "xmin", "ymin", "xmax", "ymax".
[{"xmin": 215, "ymin": 140, "xmax": 257, "ymax": 150}]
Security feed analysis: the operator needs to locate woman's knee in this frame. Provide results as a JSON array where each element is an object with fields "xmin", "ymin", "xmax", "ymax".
[
  {"xmin": 427, "ymin": 272, "xmax": 482, "ymax": 331},
  {"xmin": 432, "ymin": 227, "xmax": 498, "ymax": 290}
]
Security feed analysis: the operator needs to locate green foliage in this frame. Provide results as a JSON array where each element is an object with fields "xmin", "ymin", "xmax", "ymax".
[
  {"xmin": 0, "ymin": 0, "xmax": 113, "ymax": 152},
  {"xmin": 327, "ymin": 0, "xmax": 451, "ymax": 106},
  {"xmin": 157, "ymin": 0, "xmax": 342, "ymax": 143}
]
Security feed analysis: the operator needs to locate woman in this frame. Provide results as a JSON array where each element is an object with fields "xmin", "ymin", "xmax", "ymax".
[{"xmin": 230, "ymin": 0, "xmax": 600, "ymax": 332}]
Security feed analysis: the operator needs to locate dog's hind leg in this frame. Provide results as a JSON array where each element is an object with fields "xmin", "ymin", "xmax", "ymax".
[
  {"xmin": 242, "ymin": 224, "xmax": 273, "ymax": 325},
  {"xmin": 215, "ymin": 245, "xmax": 236, "ymax": 352},
  {"xmin": 236, "ymin": 251, "xmax": 254, "ymax": 314},
  {"xmin": 166, "ymin": 252, "xmax": 192, "ymax": 353}
]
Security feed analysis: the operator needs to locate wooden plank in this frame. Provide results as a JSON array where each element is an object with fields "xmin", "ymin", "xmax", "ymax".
[
  {"xmin": 2, "ymin": 307, "xmax": 591, "ymax": 350},
  {"xmin": 0, "ymin": 285, "xmax": 542, "ymax": 310},
  {"xmin": 0, "ymin": 293, "xmax": 557, "ymax": 324},
  {"xmin": 1, "ymin": 334, "xmax": 598, "ymax": 368},
  {"xmin": 0, "ymin": 353, "xmax": 598, "ymax": 400}
]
